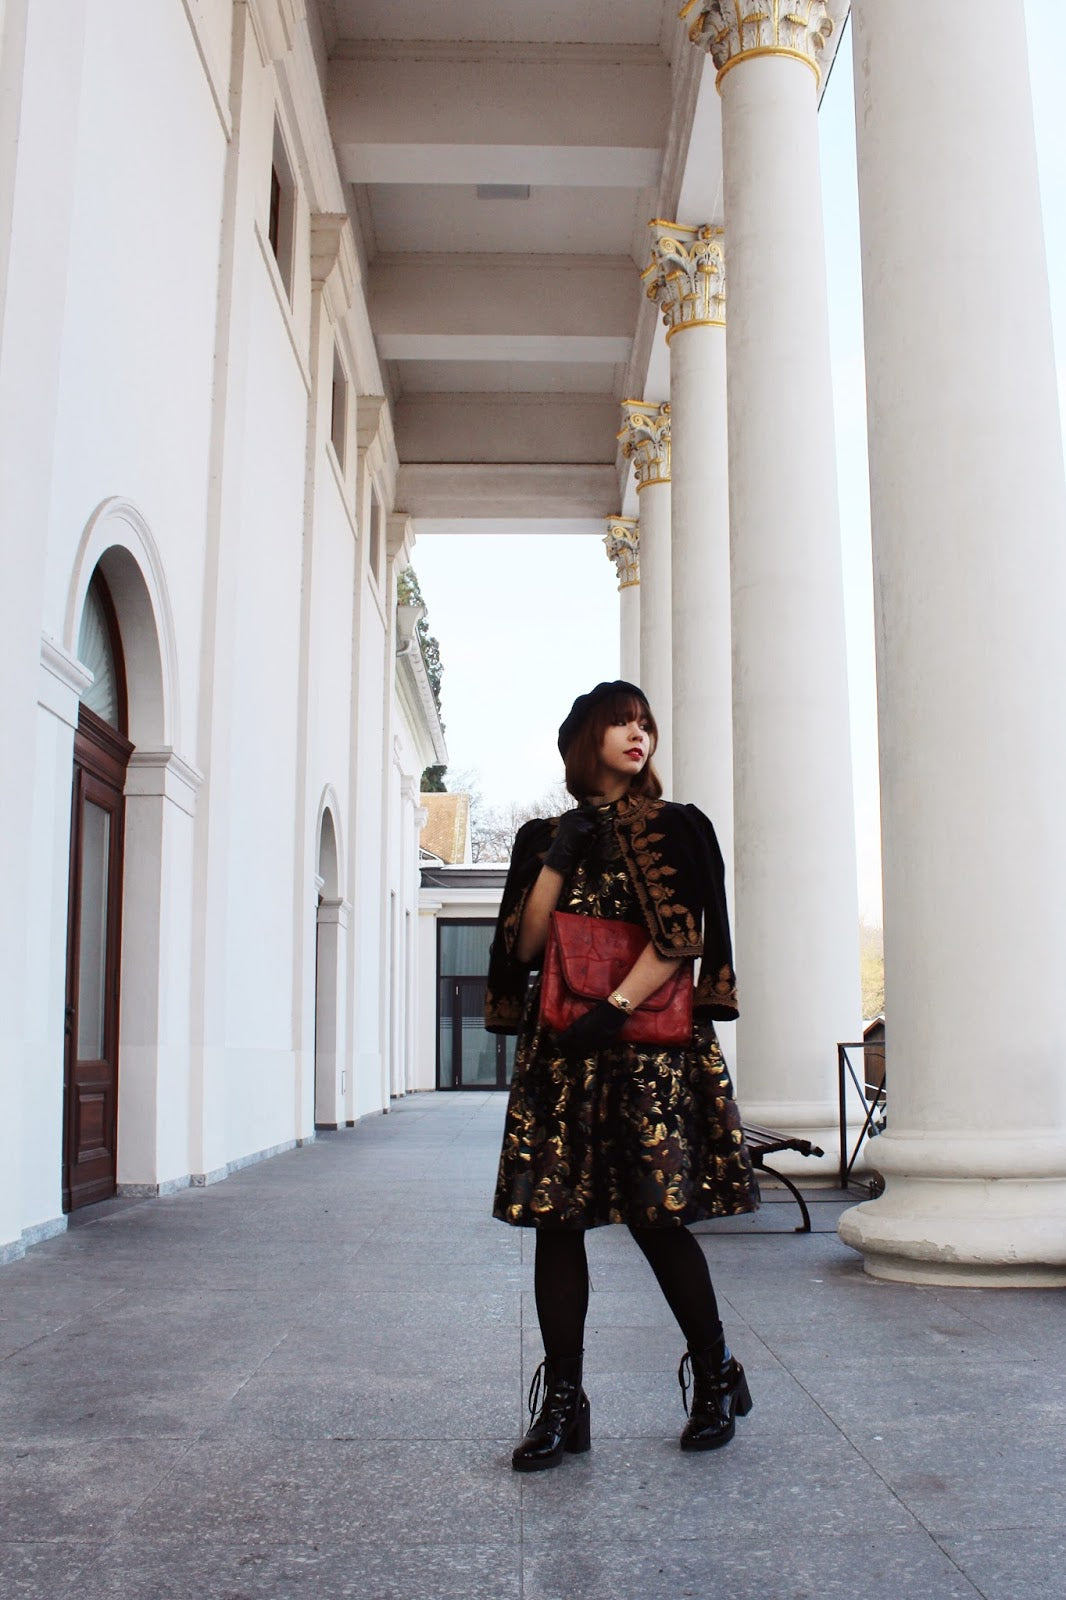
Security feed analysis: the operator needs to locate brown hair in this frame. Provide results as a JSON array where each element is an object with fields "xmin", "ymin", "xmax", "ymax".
[{"xmin": 563, "ymin": 688, "xmax": 662, "ymax": 801}]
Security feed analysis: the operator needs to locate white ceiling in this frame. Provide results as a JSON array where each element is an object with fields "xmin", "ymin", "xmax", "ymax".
[
  {"xmin": 360, "ymin": 186, "xmax": 652, "ymax": 259},
  {"xmin": 326, "ymin": 0, "xmax": 669, "ymax": 48},
  {"xmin": 317, "ymin": 0, "xmax": 708, "ymax": 520}
]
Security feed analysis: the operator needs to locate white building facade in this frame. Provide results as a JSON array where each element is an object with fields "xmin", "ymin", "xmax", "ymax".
[
  {"xmin": 0, "ymin": 0, "xmax": 445, "ymax": 1256},
  {"xmin": 2, "ymin": 0, "xmax": 1065, "ymax": 1287}
]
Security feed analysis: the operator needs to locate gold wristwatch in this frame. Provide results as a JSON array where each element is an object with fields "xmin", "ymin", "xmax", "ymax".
[{"xmin": 608, "ymin": 992, "xmax": 633, "ymax": 1014}]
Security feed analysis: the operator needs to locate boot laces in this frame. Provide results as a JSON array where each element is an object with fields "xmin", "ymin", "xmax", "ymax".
[
  {"xmin": 527, "ymin": 1358, "xmax": 580, "ymax": 1424},
  {"xmin": 527, "ymin": 1359, "xmax": 547, "ymax": 1422},
  {"xmin": 678, "ymin": 1346, "xmax": 733, "ymax": 1416},
  {"xmin": 677, "ymin": 1351, "xmax": 693, "ymax": 1416}
]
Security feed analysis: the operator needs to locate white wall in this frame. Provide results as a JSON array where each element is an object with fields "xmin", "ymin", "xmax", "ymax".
[
  {"xmin": 0, "ymin": 0, "xmax": 431, "ymax": 1254},
  {"xmin": 4, "ymin": 0, "xmax": 227, "ymax": 1245}
]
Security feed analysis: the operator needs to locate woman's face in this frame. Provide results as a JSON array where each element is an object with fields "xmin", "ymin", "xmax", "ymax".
[{"xmin": 598, "ymin": 708, "xmax": 653, "ymax": 783}]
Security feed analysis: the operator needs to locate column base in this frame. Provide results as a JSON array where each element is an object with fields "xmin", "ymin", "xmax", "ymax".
[{"xmin": 839, "ymin": 1170, "xmax": 1066, "ymax": 1288}]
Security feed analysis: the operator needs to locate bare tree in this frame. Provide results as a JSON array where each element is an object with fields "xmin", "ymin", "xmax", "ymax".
[{"xmin": 472, "ymin": 785, "xmax": 573, "ymax": 862}]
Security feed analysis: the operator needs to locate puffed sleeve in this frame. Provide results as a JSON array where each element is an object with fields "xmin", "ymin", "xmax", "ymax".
[{"xmin": 483, "ymin": 817, "xmax": 554, "ymax": 1034}]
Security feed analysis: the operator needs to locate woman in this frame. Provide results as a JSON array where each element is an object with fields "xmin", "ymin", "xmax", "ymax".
[{"xmin": 486, "ymin": 680, "xmax": 758, "ymax": 1472}]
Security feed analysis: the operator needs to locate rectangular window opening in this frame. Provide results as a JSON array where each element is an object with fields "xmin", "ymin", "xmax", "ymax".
[
  {"xmin": 369, "ymin": 490, "xmax": 383, "ymax": 586},
  {"xmin": 269, "ymin": 119, "xmax": 296, "ymax": 300},
  {"xmin": 330, "ymin": 346, "xmax": 347, "ymax": 470}
]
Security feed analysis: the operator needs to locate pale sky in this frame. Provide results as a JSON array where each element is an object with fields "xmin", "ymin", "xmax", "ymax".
[{"xmin": 413, "ymin": 1, "xmax": 1065, "ymax": 925}]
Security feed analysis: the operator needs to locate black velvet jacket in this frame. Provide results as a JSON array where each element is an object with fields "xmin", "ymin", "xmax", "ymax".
[{"xmin": 484, "ymin": 793, "xmax": 738, "ymax": 1034}]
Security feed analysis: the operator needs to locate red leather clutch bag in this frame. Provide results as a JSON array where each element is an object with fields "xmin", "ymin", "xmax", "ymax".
[{"xmin": 539, "ymin": 910, "xmax": 694, "ymax": 1047}]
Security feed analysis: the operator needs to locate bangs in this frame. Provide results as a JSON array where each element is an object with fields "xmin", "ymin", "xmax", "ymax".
[
  {"xmin": 600, "ymin": 690, "xmax": 650, "ymax": 727},
  {"xmin": 562, "ymin": 684, "xmax": 662, "ymax": 801}
]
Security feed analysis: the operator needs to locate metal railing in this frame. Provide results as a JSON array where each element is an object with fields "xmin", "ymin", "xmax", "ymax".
[{"xmin": 837, "ymin": 1039, "xmax": 886, "ymax": 1196}]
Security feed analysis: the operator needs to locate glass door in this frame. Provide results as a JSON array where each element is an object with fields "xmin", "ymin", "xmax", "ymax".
[{"xmin": 436, "ymin": 920, "xmax": 516, "ymax": 1089}]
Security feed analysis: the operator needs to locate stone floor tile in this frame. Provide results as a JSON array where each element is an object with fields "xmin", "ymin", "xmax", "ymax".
[
  {"xmin": 0, "ymin": 1355, "xmax": 249, "ymax": 1444},
  {"xmin": 518, "ymin": 1435, "xmax": 919, "ymax": 1542},
  {"xmin": 523, "ymin": 1531, "xmax": 983, "ymax": 1600},
  {"xmin": 0, "ymin": 1540, "xmax": 94, "ymax": 1600},
  {"xmin": 14, "ymin": 1292, "xmax": 300, "ymax": 1374},
  {"xmin": 126, "ymin": 1439, "xmax": 521, "ymax": 1546},
  {"xmin": 0, "ymin": 1440, "xmax": 193, "ymax": 1540},
  {"xmin": 207, "ymin": 1366, "xmax": 521, "ymax": 1442},
  {"xmin": 2, "ymin": 1093, "xmax": 1060, "ymax": 1597},
  {"xmin": 64, "ymin": 1538, "xmax": 521, "ymax": 1600},
  {"xmin": 843, "ymin": 1418, "xmax": 1066, "ymax": 1533},
  {"xmin": 307, "ymin": 1287, "xmax": 522, "ymax": 1329},
  {"xmin": 265, "ymin": 1316, "xmax": 518, "ymax": 1375},
  {"xmin": 940, "ymin": 1528, "xmax": 1066, "ymax": 1599},
  {"xmin": 0, "ymin": 1319, "xmax": 62, "ymax": 1361},
  {"xmin": 0, "ymin": 1275, "xmax": 129, "ymax": 1320},
  {"xmin": 773, "ymin": 1349, "xmax": 1048, "ymax": 1434}
]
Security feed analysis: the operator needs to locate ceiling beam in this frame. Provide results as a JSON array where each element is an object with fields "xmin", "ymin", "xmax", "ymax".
[
  {"xmin": 395, "ymin": 394, "xmax": 619, "ymax": 465},
  {"xmin": 369, "ymin": 256, "xmax": 637, "ymax": 340},
  {"xmin": 397, "ymin": 462, "xmax": 619, "ymax": 519},
  {"xmin": 328, "ymin": 55, "xmax": 670, "ymax": 183}
]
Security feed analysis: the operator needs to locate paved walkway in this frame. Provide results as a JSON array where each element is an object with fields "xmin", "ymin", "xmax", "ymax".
[{"xmin": 1, "ymin": 1092, "xmax": 1063, "ymax": 1599}]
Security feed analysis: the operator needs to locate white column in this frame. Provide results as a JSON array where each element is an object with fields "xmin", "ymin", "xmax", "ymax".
[
  {"xmin": 618, "ymin": 401, "xmax": 672, "ymax": 789},
  {"xmin": 643, "ymin": 223, "xmax": 733, "ymax": 881},
  {"xmin": 314, "ymin": 897, "xmax": 349, "ymax": 1128},
  {"xmin": 687, "ymin": 1, "xmax": 861, "ymax": 1156},
  {"xmin": 837, "ymin": 0, "xmax": 1066, "ymax": 1285},
  {"xmin": 603, "ymin": 516, "xmax": 640, "ymax": 682},
  {"xmin": 119, "ymin": 751, "xmax": 202, "ymax": 1189}
]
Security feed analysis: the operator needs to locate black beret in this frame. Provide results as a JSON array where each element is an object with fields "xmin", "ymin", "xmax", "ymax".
[{"xmin": 557, "ymin": 680, "xmax": 648, "ymax": 758}]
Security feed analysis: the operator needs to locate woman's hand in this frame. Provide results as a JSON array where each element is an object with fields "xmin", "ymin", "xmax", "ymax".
[
  {"xmin": 516, "ymin": 810, "xmax": 596, "ymax": 963},
  {"xmin": 542, "ymin": 807, "xmax": 596, "ymax": 878},
  {"xmin": 558, "ymin": 999, "xmax": 629, "ymax": 1059}
]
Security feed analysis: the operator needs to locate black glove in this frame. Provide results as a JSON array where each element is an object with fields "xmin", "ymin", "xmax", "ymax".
[
  {"xmin": 543, "ymin": 807, "xmax": 597, "ymax": 877},
  {"xmin": 558, "ymin": 999, "xmax": 629, "ymax": 1059}
]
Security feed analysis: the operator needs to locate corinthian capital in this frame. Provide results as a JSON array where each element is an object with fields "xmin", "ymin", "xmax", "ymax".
[
  {"xmin": 642, "ymin": 221, "xmax": 725, "ymax": 340},
  {"xmin": 604, "ymin": 518, "xmax": 640, "ymax": 589},
  {"xmin": 680, "ymin": 0, "xmax": 833, "ymax": 89},
  {"xmin": 617, "ymin": 401, "xmax": 671, "ymax": 492}
]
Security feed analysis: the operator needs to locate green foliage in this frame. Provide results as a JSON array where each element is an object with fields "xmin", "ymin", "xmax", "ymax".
[{"xmin": 421, "ymin": 765, "xmax": 447, "ymax": 793}]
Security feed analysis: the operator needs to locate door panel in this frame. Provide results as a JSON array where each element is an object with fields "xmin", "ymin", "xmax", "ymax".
[
  {"xmin": 437, "ymin": 976, "xmax": 513, "ymax": 1089},
  {"xmin": 63, "ymin": 718, "xmax": 131, "ymax": 1211}
]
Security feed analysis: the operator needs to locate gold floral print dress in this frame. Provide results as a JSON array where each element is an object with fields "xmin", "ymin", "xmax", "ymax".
[{"xmin": 493, "ymin": 805, "xmax": 758, "ymax": 1230}]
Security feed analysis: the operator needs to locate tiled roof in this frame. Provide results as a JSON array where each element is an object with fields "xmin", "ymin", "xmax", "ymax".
[{"xmin": 419, "ymin": 792, "xmax": 471, "ymax": 864}]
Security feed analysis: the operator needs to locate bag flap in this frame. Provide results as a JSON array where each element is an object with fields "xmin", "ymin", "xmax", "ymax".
[{"xmin": 548, "ymin": 911, "xmax": 685, "ymax": 1012}]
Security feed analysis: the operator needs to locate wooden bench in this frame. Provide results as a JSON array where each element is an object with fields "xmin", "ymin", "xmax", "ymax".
[{"xmin": 742, "ymin": 1123, "xmax": 826, "ymax": 1233}]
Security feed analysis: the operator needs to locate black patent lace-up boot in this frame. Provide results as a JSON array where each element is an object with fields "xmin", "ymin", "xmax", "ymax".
[
  {"xmin": 677, "ymin": 1343, "xmax": 753, "ymax": 1451},
  {"xmin": 511, "ymin": 1356, "xmax": 591, "ymax": 1472}
]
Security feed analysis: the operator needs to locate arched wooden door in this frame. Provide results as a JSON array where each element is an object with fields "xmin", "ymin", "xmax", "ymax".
[{"xmin": 63, "ymin": 575, "xmax": 132, "ymax": 1211}]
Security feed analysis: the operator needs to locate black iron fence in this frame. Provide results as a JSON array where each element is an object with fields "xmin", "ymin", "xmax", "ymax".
[{"xmin": 837, "ymin": 1038, "xmax": 887, "ymax": 1197}]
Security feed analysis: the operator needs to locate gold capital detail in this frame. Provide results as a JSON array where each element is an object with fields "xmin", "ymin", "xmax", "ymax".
[
  {"xmin": 604, "ymin": 518, "xmax": 640, "ymax": 590},
  {"xmin": 617, "ymin": 401, "xmax": 671, "ymax": 492},
  {"xmin": 679, "ymin": 0, "xmax": 833, "ymax": 90},
  {"xmin": 642, "ymin": 221, "xmax": 725, "ymax": 341}
]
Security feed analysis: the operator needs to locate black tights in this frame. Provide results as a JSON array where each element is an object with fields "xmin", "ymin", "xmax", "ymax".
[{"xmin": 533, "ymin": 1226, "xmax": 722, "ymax": 1361}]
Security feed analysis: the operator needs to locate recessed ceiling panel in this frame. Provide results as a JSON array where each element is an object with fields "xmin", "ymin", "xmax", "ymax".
[
  {"xmin": 329, "ymin": 0, "xmax": 664, "ymax": 46},
  {"xmin": 395, "ymin": 361, "xmax": 620, "ymax": 396},
  {"xmin": 367, "ymin": 184, "xmax": 644, "ymax": 256}
]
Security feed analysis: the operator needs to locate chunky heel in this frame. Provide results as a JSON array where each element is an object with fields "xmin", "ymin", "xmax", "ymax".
[
  {"xmin": 512, "ymin": 1356, "xmax": 590, "ymax": 1472},
  {"xmin": 678, "ymin": 1346, "xmax": 753, "ymax": 1451},
  {"xmin": 565, "ymin": 1394, "xmax": 592, "ymax": 1453}
]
